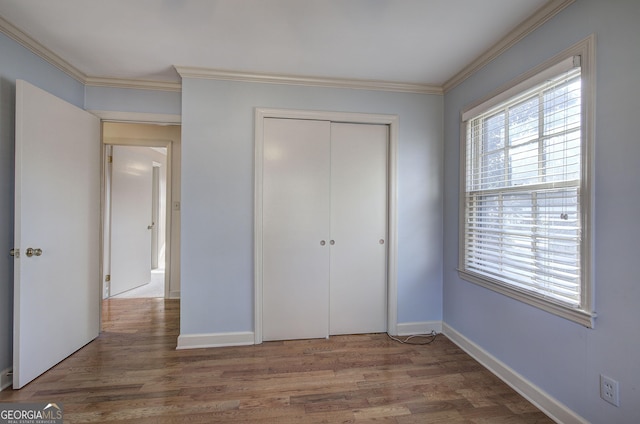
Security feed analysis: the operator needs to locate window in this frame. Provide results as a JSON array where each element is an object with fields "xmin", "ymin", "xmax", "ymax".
[{"xmin": 459, "ymin": 37, "xmax": 595, "ymax": 327}]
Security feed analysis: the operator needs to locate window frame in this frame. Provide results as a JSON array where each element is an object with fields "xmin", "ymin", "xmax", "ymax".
[{"xmin": 458, "ymin": 35, "xmax": 596, "ymax": 328}]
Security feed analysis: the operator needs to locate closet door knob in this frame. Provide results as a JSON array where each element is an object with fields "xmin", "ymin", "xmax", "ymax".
[
  {"xmin": 320, "ymin": 240, "xmax": 326, "ymax": 246},
  {"xmin": 379, "ymin": 239, "xmax": 385, "ymax": 245},
  {"xmin": 330, "ymin": 240, "xmax": 335, "ymax": 245}
]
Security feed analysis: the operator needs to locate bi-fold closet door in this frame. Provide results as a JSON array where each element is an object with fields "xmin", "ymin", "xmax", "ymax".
[{"xmin": 262, "ymin": 118, "xmax": 388, "ymax": 341}]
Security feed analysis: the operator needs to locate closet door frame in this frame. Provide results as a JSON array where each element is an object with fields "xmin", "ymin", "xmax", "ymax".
[{"xmin": 254, "ymin": 108, "xmax": 399, "ymax": 344}]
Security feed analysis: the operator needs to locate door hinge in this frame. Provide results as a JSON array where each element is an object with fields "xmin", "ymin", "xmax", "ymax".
[
  {"xmin": 105, "ymin": 274, "xmax": 111, "ymax": 282},
  {"xmin": 107, "ymin": 155, "xmax": 113, "ymax": 163}
]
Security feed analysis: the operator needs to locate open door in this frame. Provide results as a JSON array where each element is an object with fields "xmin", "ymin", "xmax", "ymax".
[
  {"xmin": 13, "ymin": 80, "xmax": 100, "ymax": 388},
  {"xmin": 109, "ymin": 146, "xmax": 153, "ymax": 296}
]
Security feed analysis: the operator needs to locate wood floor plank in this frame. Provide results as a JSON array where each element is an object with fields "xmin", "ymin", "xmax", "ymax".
[{"xmin": 0, "ymin": 298, "xmax": 553, "ymax": 423}]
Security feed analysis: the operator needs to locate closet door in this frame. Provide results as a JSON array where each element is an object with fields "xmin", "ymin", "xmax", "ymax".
[
  {"xmin": 330, "ymin": 123, "xmax": 388, "ymax": 335},
  {"xmin": 262, "ymin": 118, "xmax": 331, "ymax": 341}
]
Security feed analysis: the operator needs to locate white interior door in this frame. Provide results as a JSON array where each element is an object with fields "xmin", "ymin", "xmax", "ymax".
[
  {"xmin": 13, "ymin": 80, "xmax": 100, "ymax": 389},
  {"xmin": 329, "ymin": 123, "xmax": 388, "ymax": 334},
  {"xmin": 262, "ymin": 118, "xmax": 331, "ymax": 341},
  {"xmin": 110, "ymin": 146, "xmax": 153, "ymax": 296}
]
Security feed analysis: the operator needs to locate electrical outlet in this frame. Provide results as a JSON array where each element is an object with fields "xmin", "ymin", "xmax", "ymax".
[{"xmin": 600, "ymin": 374, "xmax": 620, "ymax": 406}]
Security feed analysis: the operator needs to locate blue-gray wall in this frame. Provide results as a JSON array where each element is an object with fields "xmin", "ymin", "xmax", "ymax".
[
  {"xmin": 180, "ymin": 78, "xmax": 443, "ymax": 335},
  {"xmin": 84, "ymin": 85, "xmax": 181, "ymax": 115},
  {"xmin": 443, "ymin": 1, "xmax": 640, "ymax": 422},
  {"xmin": 0, "ymin": 32, "xmax": 85, "ymax": 378}
]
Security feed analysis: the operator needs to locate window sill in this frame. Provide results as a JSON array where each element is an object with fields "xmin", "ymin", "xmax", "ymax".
[{"xmin": 457, "ymin": 269, "xmax": 596, "ymax": 328}]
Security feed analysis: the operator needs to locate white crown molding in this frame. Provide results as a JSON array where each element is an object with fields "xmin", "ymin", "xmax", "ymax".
[
  {"xmin": 2, "ymin": 0, "xmax": 573, "ymax": 95},
  {"xmin": 0, "ymin": 15, "xmax": 87, "ymax": 83},
  {"xmin": 175, "ymin": 66, "xmax": 443, "ymax": 95},
  {"xmin": 84, "ymin": 76, "xmax": 181, "ymax": 92},
  {"xmin": 0, "ymin": 15, "xmax": 181, "ymax": 92},
  {"xmin": 442, "ymin": 0, "xmax": 576, "ymax": 93}
]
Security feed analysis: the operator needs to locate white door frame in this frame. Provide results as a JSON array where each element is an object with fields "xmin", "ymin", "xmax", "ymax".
[
  {"xmin": 93, "ymin": 111, "xmax": 181, "ymax": 308},
  {"xmin": 254, "ymin": 108, "xmax": 399, "ymax": 344}
]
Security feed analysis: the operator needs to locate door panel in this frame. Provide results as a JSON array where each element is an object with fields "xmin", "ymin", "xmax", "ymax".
[
  {"xmin": 151, "ymin": 165, "xmax": 160, "ymax": 270},
  {"xmin": 262, "ymin": 118, "xmax": 331, "ymax": 341},
  {"xmin": 110, "ymin": 146, "xmax": 153, "ymax": 296},
  {"xmin": 13, "ymin": 80, "xmax": 100, "ymax": 388},
  {"xmin": 329, "ymin": 123, "xmax": 388, "ymax": 335}
]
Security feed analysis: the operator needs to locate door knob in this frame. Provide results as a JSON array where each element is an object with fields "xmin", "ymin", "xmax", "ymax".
[
  {"xmin": 147, "ymin": 222, "xmax": 155, "ymax": 230},
  {"xmin": 320, "ymin": 240, "xmax": 326, "ymax": 246},
  {"xmin": 330, "ymin": 240, "xmax": 335, "ymax": 245},
  {"xmin": 9, "ymin": 248, "xmax": 18, "ymax": 257},
  {"xmin": 25, "ymin": 247, "xmax": 43, "ymax": 257}
]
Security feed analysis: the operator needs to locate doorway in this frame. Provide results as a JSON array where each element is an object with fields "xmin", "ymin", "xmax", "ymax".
[
  {"xmin": 106, "ymin": 145, "xmax": 167, "ymax": 298},
  {"xmin": 101, "ymin": 122, "xmax": 181, "ymax": 302}
]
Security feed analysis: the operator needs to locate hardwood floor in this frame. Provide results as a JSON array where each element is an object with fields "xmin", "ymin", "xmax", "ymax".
[{"xmin": 0, "ymin": 298, "xmax": 552, "ymax": 423}]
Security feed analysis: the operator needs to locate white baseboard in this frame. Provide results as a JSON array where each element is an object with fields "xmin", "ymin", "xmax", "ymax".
[
  {"xmin": 175, "ymin": 323, "xmax": 444, "ymax": 349},
  {"xmin": 1, "ymin": 367, "xmax": 12, "ymax": 391},
  {"xmin": 395, "ymin": 321, "xmax": 442, "ymax": 336},
  {"xmin": 176, "ymin": 331, "xmax": 254, "ymax": 350},
  {"xmin": 442, "ymin": 323, "xmax": 588, "ymax": 424},
  {"xmin": 168, "ymin": 290, "xmax": 180, "ymax": 299}
]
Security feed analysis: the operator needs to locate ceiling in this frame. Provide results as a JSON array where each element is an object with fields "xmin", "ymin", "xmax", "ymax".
[{"xmin": 0, "ymin": 0, "xmax": 555, "ymax": 90}]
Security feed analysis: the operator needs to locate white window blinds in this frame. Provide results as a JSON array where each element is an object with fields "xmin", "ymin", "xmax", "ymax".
[{"xmin": 462, "ymin": 60, "xmax": 583, "ymax": 308}]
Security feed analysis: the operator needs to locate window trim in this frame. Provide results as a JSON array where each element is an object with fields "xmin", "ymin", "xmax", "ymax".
[{"xmin": 458, "ymin": 35, "xmax": 596, "ymax": 328}]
